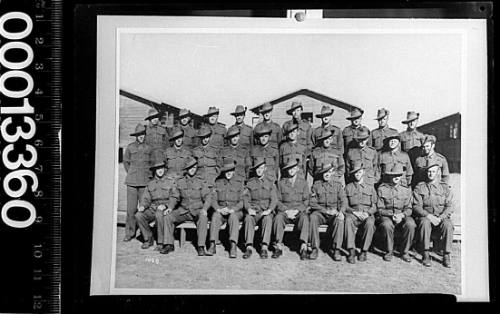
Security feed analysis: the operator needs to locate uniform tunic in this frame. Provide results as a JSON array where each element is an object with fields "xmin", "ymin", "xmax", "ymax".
[
  {"xmin": 344, "ymin": 182, "xmax": 377, "ymax": 251},
  {"xmin": 231, "ymin": 123, "xmax": 253, "ymax": 150},
  {"xmin": 221, "ymin": 144, "xmax": 250, "ymax": 184},
  {"xmin": 369, "ymin": 126, "xmax": 399, "ymax": 151},
  {"xmin": 399, "ymin": 128, "xmax": 425, "ymax": 168},
  {"xmin": 192, "ymin": 144, "xmax": 221, "ymax": 187},
  {"xmin": 312, "ymin": 124, "xmax": 344, "ymax": 154},
  {"xmin": 414, "ymin": 152, "xmax": 450, "ymax": 184},
  {"xmin": 308, "ymin": 146, "xmax": 345, "ymax": 184},
  {"xmin": 203, "ymin": 122, "xmax": 227, "ymax": 148},
  {"xmin": 177, "ymin": 123, "xmax": 198, "ymax": 151},
  {"xmin": 378, "ymin": 149, "xmax": 414, "ymax": 187},
  {"xmin": 145, "ymin": 124, "xmax": 169, "ymax": 153},
  {"xmin": 279, "ymin": 141, "xmax": 308, "ymax": 178},
  {"xmin": 342, "ymin": 124, "xmax": 364, "ymax": 154},
  {"xmin": 282, "ymin": 119, "xmax": 313, "ymax": 153},
  {"xmin": 250, "ymin": 143, "xmax": 279, "ymax": 183},
  {"xmin": 253, "ymin": 120, "xmax": 282, "ymax": 148},
  {"xmin": 346, "ymin": 146, "xmax": 380, "ymax": 186},
  {"xmin": 164, "ymin": 146, "xmax": 192, "ymax": 179}
]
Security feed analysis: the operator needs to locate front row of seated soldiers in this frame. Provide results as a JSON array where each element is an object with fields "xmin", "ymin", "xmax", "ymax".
[{"xmin": 134, "ymin": 155, "xmax": 454, "ymax": 268}]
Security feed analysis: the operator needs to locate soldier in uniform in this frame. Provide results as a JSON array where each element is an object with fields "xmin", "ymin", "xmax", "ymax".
[
  {"xmin": 221, "ymin": 125, "xmax": 250, "ymax": 184},
  {"xmin": 376, "ymin": 164, "xmax": 416, "ymax": 262},
  {"xmin": 345, "ymin": 127, "xmax": 379, "ymax": 186},
  {"xmin": 250, "ymin": 124, "xmax": 279, "ymax": 184},
  {"xmin": 135, "ymin": 161, "xmax": 179, "ymax": 250},
  {"xmin": 344, "ymin": 161, "xmax": 377, "ymax": 263},
  {"xmin": 202, "ymin": 106, "xmax": 227, "ymax": 148},
  {"xmin": 282, "ymin": 101, "xmax": 312, "ymax": 153},
  {"xmin": 164, "ymin": 127, "xmax": 192, "ymax": 180},
  {"xmin": 207, "ymin": 159, "xmax": 245, "ymax": 258},
  {"xmin": 176, "ymin": 108, "xmax": 197, "ymax": 151},
  {"xmin": 242, "ymin": 158, "xmax": 278, "ymax": 259},
  {"xmin": 378, "ymin": 134, "xmax": 413, "ymax": 188},
  {"xmin": 144, "ymin": 108, "xmax": 169, "ymax": 153},
  {"xmin": 312, "ymin": 105, "xmax": 344, "ymax": 154},
  {"xmin": 412, "ymin": 163, "xmax": 454, "ymax": 268},
  {"xmin": 229, "ymin": 105, "xmax": 253, "ymax": 150},
  {"xmin": 308, "ymin": 129, "xmax": 345, "ymax": 185},
  {"xmin": 123, "ymin": 123, "xmax": 152, "ymax": 241},
  {"xmin": 414, "ymin": 135, "xmax": 450, "ymax": 185},
  {"xmin": 161, "ymin": 157, "xmax": 212, "ymax": 256},
  {"xmin": 308, "ymin": 163, "xmax": 347, "ymax": 261},
  {"xmin": 272, "ymin": 159, "xmax": 311, "ymax": 260},
  {"xmin": 279, "ymin": 123, "xmax": 308, "ymax": 179},
  {"xmin": 368, "ymin": 108, "xmax": 399, "ymax": 152},
  {"xmin": 192, "ymin": 125, "xmax": 222, "ymax": 187},
  {"xmin": 253, "ymin": 102, "xmax": 282, "ymax": 148},
  {"xmin": 399, "ymin": 111, "xmax": 426, "ymax": 169},
  {"xmin": 342, "ymin": 108, "xmax": 365, "ymax": 154}
]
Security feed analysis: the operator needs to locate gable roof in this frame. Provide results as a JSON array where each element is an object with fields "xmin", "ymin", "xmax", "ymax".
[{"xmin": 249, "ymin": 89, "xmax": 361, "ymax": 114}]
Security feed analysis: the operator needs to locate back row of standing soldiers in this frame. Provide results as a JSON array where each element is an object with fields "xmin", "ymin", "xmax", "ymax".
[{"xmin": 123, "ymin": 101, "xmax": 453, "ymax": 268}]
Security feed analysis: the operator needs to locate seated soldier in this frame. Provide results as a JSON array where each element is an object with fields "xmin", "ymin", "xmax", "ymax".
[
  {"xmin": 412, "ymin": 163, "xmax": 455, "ymax": 268},
  {"xmin": 207, "ymin": 159, "xmax": 245, "ymax": 258},
  {"xmin": 376, "ymin": 164, "xmax": 416, "ymax": 262},
  {"xmin": 309, "ymin": 163, "xmax": 347, "ymax": 261},
  {"xmin": 242, "ymin": 157, "xmax": 278, "ymax": 259},
  {"xmin": 272, "ymin": 159, "xmax": 311, "ymax": 260},
  {"xmin": 161, "ymin": 157, "xmax": 212, "ymax": 256},
  {"xmin": 344, "ymin": 161, "xmax": 377, "ymax": 264},
  {"xmin": 308, "ymin": 129, "xmax": 345, "ymax": 185}
]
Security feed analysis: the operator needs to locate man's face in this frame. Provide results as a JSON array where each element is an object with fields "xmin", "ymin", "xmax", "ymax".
[
  {"xmin": 389, "ymin": 139, "xmax": 399, "ymax": 150},
  {"xmin": 174, "ymin": 137, "xmax": 183, "ymax": 147},
  {"xmin": 255, "ymin": 164, "xmax": 266, "ymax": 177},
  {"xmin": 224, "ymin": 170, "xmax": 234, "ymax": 180},
  {"xmin": 155, "ymin": 167, "xmax": 165, "ymax": 178},
  {"xmin": 235, "ymin": 114, "xmax": 245, "ymax": 124},
  {"xmin": 259, "ymin": 134, "xmax": 270, "ymax": 146},
  {"xmin": 358, "ymin": 138, "xmax": 368, "ymax": 148},
  {"xmin": 378, "ymin": 115, "xmax": 388, "ymax": 128},
  {"xmin": 351, "ymin": 117, "xmax": 361, "ymax": 127},
  {"xmin": 354, "ymin": 169, "xmax": 364, "ymax": 181},
  {"xmin": 427, "ymin": 166, "xmax": 439, "ymax": 181},
  {"xmin": 287, "ymin": 165, "xmax": 298, "ymax": 177},
  {"xmin": 391, "ymin": 175, "xmax": 402, "ymax": 185},
  {"xmin": 288, "ymin": 129, "xmax": 298, "ymax": 141},
  {"xmin": 230, "ymin": 134, "xmax": 240, "ymax": 146},
  {"xmin": 137, "ymin": 134, "xmax": 145, "ymax": 143},
  {"xmin": 208, "ymin": 114, "xmax": 218, "ymax": 124},
  {"xmin": 322, "ymin": 115, "xmax": 331, "ymax": 125},
  {"xmin": 322, "ymin": 136, "xmax": 332, "ymax": 148},
  {"xmin": 422, "ymin": 141, "xmax": 434, "ymax": 155},
  {"xmin": 201, "ymin": 136, "xmax": 210, "ymax": 146},
  {"xmin": 151, "ymin": 117, "xmax": 159, "ymax": 125},
  {"xmin": 408, "ymin": 119, "xmax": 418, "ymax": 129},
  {"xmin": 263, "ymin": 111, "xmax": 272, "ymax": 121},
  {"xmin": 187, "ymin": 165, "xmax": 197, "ymax": 176},
  {"xmin": 292, "ymin": 107, "xmax": 302, "ymax": 120},
  {"xmin": 180, "ymin": 117, "xmax": 190, "ymax": 126}
]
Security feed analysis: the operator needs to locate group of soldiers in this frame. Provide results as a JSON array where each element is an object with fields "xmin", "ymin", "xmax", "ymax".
[{"xmin": 123, "ymin": 101, "xmax": 454, "ymax": 268}]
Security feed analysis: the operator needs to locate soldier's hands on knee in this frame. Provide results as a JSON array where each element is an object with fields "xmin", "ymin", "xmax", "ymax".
[
  {"xmin": 164, "ymin": 207, "xmax": 172, "ymax": 215},
  {"xmin": 262, "ymin": 209, "xmax": 271, "ymax": 216},
  {"xmin": 157, "ymin": 204, "xmax": 166, "ymax": 211}
]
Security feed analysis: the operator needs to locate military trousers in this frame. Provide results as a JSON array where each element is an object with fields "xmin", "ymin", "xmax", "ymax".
[
  {"xmin": 344, "ymin": 213, "xmax": 375, "ymax": 251},
  {"xmin": 126, "ymin": 186, "xmax": 145, "ymax": 238},
  {"xmin": 273, "ymin": 211, "xmax": 309, "ymax": 245},
  {"xmin": 135, "ymin": 208, "xmax": 156, "ymax": 242},
  {"xmin": 209, "ymin": 211, "xmax": 244, "ymax": 243},
  {"xmin": 309, "ymin": 211, "xmax": 344, "ymax": 249},
  {"xmin": 416, "ymin": 216, "xmax": 454, "ymax": 253},
  {"xmin": 163, "ymin": 209, "xmax": 208, "ymax": 247},
  {"xmin": 244, "ymin": 213, "xmax": 273, "ymax": 247},
  {"xmin": 377, "ymin": 216, "xmax": 416, "ymax": 254}
]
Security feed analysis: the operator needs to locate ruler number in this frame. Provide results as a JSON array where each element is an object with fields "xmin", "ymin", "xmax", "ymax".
[
  {"xmin": 35, "ymin": 62, "xmax": 44, "ymax": 71},
  {"xmin": 35, "ymin": 37, "xmax": 44, "ymax": 45}
]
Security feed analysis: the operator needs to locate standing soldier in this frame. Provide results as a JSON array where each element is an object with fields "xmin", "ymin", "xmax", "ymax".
[
  {"xmin": 135, "ymin": 161, "xmax": 178, "ymax": 250},
  {"xmin": 279, "ymin": 123, "xmax": 308, "ymax": 179},
  {"xmin": 346, "ymin": 127, "xmax": 379, "ymax": 186},
  {"xmin": 192, "ymin": 125, "xmax": 221, "ymax": 187},
  {"xmin": 161, "ymin": 157, "xmax": 212, "ymax": 256},
  {"xmin": 400, "ymin": 111, "xmax": 426, "ymax": 168},
  {"xmin": 207, "ymin": 159, "xmax": 245, "ymax": 258},
  {"xmin": 250, "ymin": 124, "xmax": 279, "ymax": 184},
  {"xmin": 176, "ymin": 108, "xmax": 197, "ymax": 151},
  {"xmin": 272, "ymin": 159, "xmax": 311, "ymax": 260},
  {"xmin": 242, "ymin": 158, "xmax": 278, "ymax": 259},
  {"xmin": 378, "ymin": 134, "xmax": 413, "ymax": 187},
  {"xmin": 369, "ymin": 108, "xmax": 399, "ymax": 152},
  {"xmin": 376, "ymin": 164, "xmax": 416, "ymax": 263},
  {"xmin": 414, "ymin": 135, "xmax": 450, "ymax": 185},
  {"xmin": 164, "ymin": 127, "xmax": 192, "ymax": 180},
  {"xmin": 282, "ymin": 101, "xmax": 312, "ymax": 153},
  {"xmin": 203, "ymin": 106, "xmax": 226, "ymax": 149},
  {"xmin": 344, "ymin": 161, "xmax": 377, "ymax": 264},
  {"xmin": 144, "ymin": 108, "xmax": 169, "ymax": 153},
  {"xmin": 221, "ymin": 125, "xmax": 251, "ymax": 184},
  {"xmin": 342, "ymin": 108, "xmax": 365, "ymax": 154},
  {"xmin": 308, "ymin": 129, "xmax": 345, "ymax": 185},
  {"xmin": 308, "ymin": 163, "xmax": 347, "ymax": 261},
  {"xmin": 229, "ymin": 105, "xmax": 253, "ymax": 150},
  {"xmin": 312, "ymin": 105, "xmax": 344, "ymax": 154},
  {"xmin": 253, "ymin": 102, "xmax": 282, "ymax": 148},
  {"xmin": 412, "ymin": 164, "xmax": 454, "ymax": 268},
  {"xmin": 123, "ymin": 123, "xmax": 152, "ymax": 242}
]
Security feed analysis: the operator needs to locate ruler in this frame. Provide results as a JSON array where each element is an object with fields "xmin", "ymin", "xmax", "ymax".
[{"xmin": 0, "ymin": 0, "xmax": 61, "ymax": 313}]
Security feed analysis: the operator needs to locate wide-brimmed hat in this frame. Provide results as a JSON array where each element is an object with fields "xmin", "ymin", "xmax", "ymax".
[
  {"xmin": 150, "ymin": 161, "xmax": 166, "ymax": 171},
  {"xmin": 402, "ymin": 111, "xmax": 420, "ymax": 124},
  {"xmin": 282, "ymin": 158, "xmax": 300, "ymax": 171},
  {"xmin": 130, "ymin": 123, "xmax": 146, "ymax": 136},
  {"xmin": 183, "ymin": 157, "xmax": 198, "ymax": 170},
  {"xmin": 225, "ymin": 125, "xmax": 241, "ymax": 139},
  {"xmin": 230, "ymin": 105, "xmax": 247, "ymax": 116},
  {"xmin": 144, "ymin": 108, "xmax": 163, "ymax": 121},
  {"xmin": 423, "ymin": 163, "xmax": 440, "ymax": 171},
  {"xmin": 315, "ymin": 105, "xmax": 334, "ymax": 118},
  {"xmin": 353, "ymin": 127, "xmax": 370, "ymax": 140},
  {"xmin": 346, "ymin": 108, "xmax": 364, "ymax": 120},
  {"xmin": 204, "ymin": 106, "xmax": 220, "ymax": 117},
  {"xmin": 315, "ymin": 129, "xmax": 333, "ymax": 143},
  {"xmin": 220, "ymin": 158, "xmax": 237, "ymax": 173},
  {"xmin": 254, "ymin": 124, "xmax": 272, "ymax": 137},
  {"xmin": 197, "ymin": 126, "xmax": 212, "ymax": 138},
  {"xmin": 178, "ymin": 108, "xmax": 190, "ymax": 119},
  {"xmin": 169, "ymin": 127, "xmax": 184, "ymax": 141},
  {"xmin": 349, "ymin": 161, "xmax": 364, "ymax": 175},
  {"xmin": 422, "ymin": 134, "xmax": 436, "ymax": 145},
  {"xmin": 250, "ymin": 157, "xmax": 266, "ymax": 171},
  {"xmin": 385, "ymin": 134, "xmax": 400, "ymax": 142},
  {"xmin": 383, "ymin": 163, "xmax": 404, "ymax": 176},
  {"xmin": 259, "ymin": 102, "xmax": 273, "ymax": 114},
  {"xmin": 283, "ymin": 123, "xmax": 299, "ymax": 136},
  {"xmin": 286, "ymin": 101, "xmax": 303, "ymax": 115},
  {"xmin": 375, "ymin": 108, "xmax": 390, "ymax": 120},
  {"xmin": 316, "ymin": 163, "xmax": 335, "ymax": 176}
]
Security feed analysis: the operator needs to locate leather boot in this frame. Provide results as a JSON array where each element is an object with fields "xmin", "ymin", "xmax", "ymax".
[
  {"xmin": 347, "ymin": 248, "xmax": 356, "ymax": 264},
  {"xmin": 229, "ymin": 242, "xmax": 237, "ymax": 258},
  {"xmin": 358, "ymin": 250, "xmax": 367, "ymax": 262},
  {"xmin": 443, "ymin": 253, "xmax": 451, "ymax": 268},
  {"xmin": 271, "ymin": 247, "xmax": 283, "ymax": 259},
  {"xmin": 206, "ymin": 241, "xmax": 216, "ymax": 256},
  {"xmin": 159, "ymin": 244, "xmax": 174, "ymax": 255},
  {"xmin": 383, "ymin": 251, "xmax": 393, "ymax": 262},
  {"xmin": 260, "ymin": 246, "xmax": 269, "ymax": 259},
  {"xmin": 242, "ymin": 246, "xmax": 252, "ymax": 259},
  {"xmin": 422, "ymin": 250, "xmax": 431, "ymax": 267},
  {"xmin": 309, "ymin": 248, "xmax": 319, "ymax": 260},
  {"xmin": 197, "ymin": 246, "xmax": 206, "ymax": 256},
  {"xmin": 401, "ymin": 252, "xmax": 412, "ymax": 263},
  {"xmin": 300, "ymin": 246, "xmax": 308, "ymax": 260},
  {"xmin": 333, "ymin": 249, "xmax": 342, "ymax": 262}
]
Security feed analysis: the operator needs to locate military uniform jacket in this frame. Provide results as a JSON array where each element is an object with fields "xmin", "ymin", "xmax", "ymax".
[
  {"xmin": 231, "ymin": 123, "xmax": 253, "ymax": 150},
  {"xmin": 221, "ymin": 144, "xmax": 250, "ymax": 183},
  {"xmin": 145, "ymin": 124, "xmax": 169, "ymax": 151},
  {"xmin": 312, "ymin": 124, "xmax": 344, "ymax": 154},
  {"xmin": 192, "ymin": 144, "xmax": 222, "ymax": 173},
  {"xmin": 204, "ymin": 122, "xmax": 227, "ymax": 148},
  {"xmin": 282, "ymin": 119, "xmax": 312, "ymax": 153},
  {"xmin": 211, "ymin": 177, "xmax": 245, "ymax": 212},
  {"xmin": 254, "ymin": 120, "xmax": 282, "ymax": 147},
  {"xmin": 279, "ymin": 140, "xmax": 308, "ymax": 177},
  {"xmin": 412, "ymin": 181, "xmax": 454, "ymax": 219},
  {"xmin": 310, "ymin": 180, "xmax": 347, "ymax": 214},
  {"xmin": 243, "ymin": 177, "xmax": 278, "ymax": 214},
  {"xmin": 346, "ymin": 146, "xmax": 380, "ymax": 185},
  {"xmin": 177, "ymin": 123, "xmax": 198, "ymax": 151},
  {"xmin": 369, "ymin": 126, "xmax": 399, "ymax": 151},
  {"xmin": 414, "ymin": 152, "xmax": 450, "ymax": 184},
  {"xmin": 399, "ymin": 128, "xmax": 425, "ymax": 152},
  {"xmin": 308, "ymin": 146, "xmax": 345, "ymax": 180},
  {"xmin": 276, "ymin": 177, "xmax": 310, "ymax": 213},
  {"xmin": 378, "ymin": 149, "xmax": 413, "ymax": 187},
  {"xmin": 140, "ymin": 176, "xmax": 179, "ymax": 210},
  {"xmin": 164, "ymin": 146, "xmax": 192, "ymax": 177},
  {"xmin": 345, "ymin": 182, "xmax": 377, "ymax": 214},
  {"xmin": 377, "ymin": 183, "xmax": 413, "ymax": 217},
  {"xmin": 176, "ymin": 175, "xmax": 211, "ymax": 216},
  {"xmin": 250, "ymin": 143, "xmax": 279, "ymax": 183},
  {"xmin": 123, "ymin": 141, "xmax": 152, "ymax": 186},
  {"xmin": 342, "ymin": 125, "xmax": 364, "ymax": 153}
]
